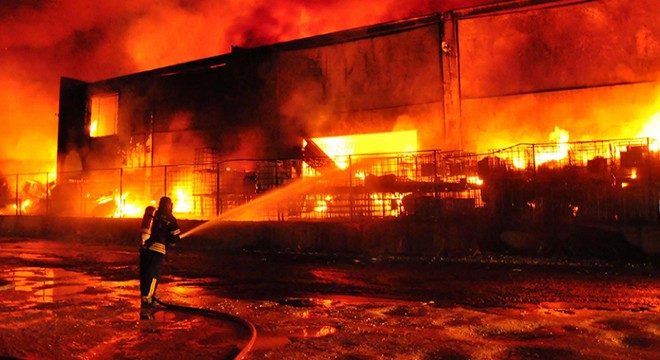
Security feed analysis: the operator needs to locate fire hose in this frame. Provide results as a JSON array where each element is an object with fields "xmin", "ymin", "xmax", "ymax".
[
  {"xmin": 1, "ymin": 273, "xmax": 255, "ymax": 358},
  {"xmin": 142, "ymin": 207, "xmax": 256, "ymax": 359},
  {"xmin": 0, "ymin": 280, "xmax": 14, "ymax": 291},
  {"xmin": 152, "ymin": 296, "xmax": 257, "ymax": 360}
]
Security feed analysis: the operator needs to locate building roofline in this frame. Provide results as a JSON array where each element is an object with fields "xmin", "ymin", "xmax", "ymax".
[
  {"xmin": 261, "ymin": 14, "xmax": 441, "ymax": 52},
  {"xmin": 89, "ymin": 0, "xmax": 583, "ymax": 84},
  {"xmin": 91, "ymin": 14, "xmax": 442, "ymax": 85}
]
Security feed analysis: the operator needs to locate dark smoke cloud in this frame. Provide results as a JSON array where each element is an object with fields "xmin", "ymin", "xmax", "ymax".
[{"xmin": 0, "ymin": 0, "xmax": 497, "ymax": 174}]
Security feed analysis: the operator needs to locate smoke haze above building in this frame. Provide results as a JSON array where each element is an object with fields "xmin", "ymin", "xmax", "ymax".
[{"xmin": 0, "ymin": 0, "xmax": 498, "ymax": 174}]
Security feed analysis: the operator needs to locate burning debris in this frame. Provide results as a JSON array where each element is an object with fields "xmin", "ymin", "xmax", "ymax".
[
  {"xmin": 3, "ymin": 127, "xmax": 660, "ymax": 231},
  {"xmin": 0, "ymin": 175, "xmax": 55, "ymax": 216}
]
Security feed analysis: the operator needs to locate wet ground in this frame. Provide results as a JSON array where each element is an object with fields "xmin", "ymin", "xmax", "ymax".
[{"xmin": 0, "ymin": 237, "xmax": 658, "ymax": 359}]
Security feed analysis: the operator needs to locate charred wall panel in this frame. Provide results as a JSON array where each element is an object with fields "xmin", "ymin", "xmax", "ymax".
[
  {"xmin": 57, "ymin": 77, "xmax": 89, "ymax": 177},
  {"xmin": 276, "ymin": 24, "xmax": 445, "ymax": 150},
  {"xmin": 85, "ymin": 52, "xmax": 280, "ymax": 167},
  {"xmin": 458, "ymin": 0, "xmax": 660, "ymax": 151}
]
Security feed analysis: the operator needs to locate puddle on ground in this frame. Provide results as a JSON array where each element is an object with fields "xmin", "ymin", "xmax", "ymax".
[
  {"xmin": 0, "ymin": 248, "xmax": 62, "ymax": 262},
  {"xmin": 0, "ymin": 264, "xmax": 254, "ymax": 359},
  {"xmin": 2, "ymin": 267, "xmax": 93, "ymax": 303},
  {"xmin": 252, "ymin": 325, "xmax": 338, "ymax": 351},
  {"xmin": 279, "ymin": 295, "xmax": 421, "ymax": 308}
]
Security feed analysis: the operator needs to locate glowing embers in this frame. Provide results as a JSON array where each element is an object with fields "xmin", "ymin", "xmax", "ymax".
[
  {"xmin": 467, "ymin": 176, "xmax": 484, "ymax": 186},
  {"xmin": 307, "ymin": 130, "xmax": 417, "ymax": 170},
  {"xmin": 369, "ymin": 192, "xmax": 405, "ymax": 217},
  {"xmin": 313, "ymin": 195, "xmax": 333, "ymax": 212}
]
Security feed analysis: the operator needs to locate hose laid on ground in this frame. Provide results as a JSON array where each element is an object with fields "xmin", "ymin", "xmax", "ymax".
[
  {"xmin": 153, "ymin": 296, "xmax": 257, "ymax": 360},
  {"xmin": 0, "ymin": 281, "xmax": 14, "ymax": 291}
]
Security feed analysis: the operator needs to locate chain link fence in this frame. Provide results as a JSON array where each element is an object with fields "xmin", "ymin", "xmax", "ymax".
[{"xmin": 1, "ymin": 139, "xmax": 658, "ymax": 225}]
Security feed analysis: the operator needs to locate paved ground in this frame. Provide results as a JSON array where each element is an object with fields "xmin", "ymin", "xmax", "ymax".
[{"xmin": 0, "ymin": 237, "xmax": 658, "ymax": 359}]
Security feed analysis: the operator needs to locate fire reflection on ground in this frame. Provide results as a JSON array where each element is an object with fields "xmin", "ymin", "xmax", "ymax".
[
  {"xmin": 0, "ymin": 238, "xmax": 657, "ymax": 359},
  {"xmin": 0, "ymin": 244, "xmax": 250, "ymax": 359},
  {"xmin": 6, "ymin": 267, "xmax": 89, "ymax": 303}
]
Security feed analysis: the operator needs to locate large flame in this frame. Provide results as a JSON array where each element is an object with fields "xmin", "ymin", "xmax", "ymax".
[
  {"xmin": 173, "ymin": 188, "xmax": 194, "ymax": 214},
  {"xmin": 89, "ymin": 121, "xmax": 98, "ymax": 137},
  {"xmin": 637, "ymin": 110, "xmax": 660, "ymax": 151},
  {"xmin": 309, "ymin": 130, "xmax": 418, "ymax": 169},
  {"xmin": 108, "ymin": 187, "xmax": 193, "ymax": 218},
  {"xmin": 536, "ymin": 126, "xmax": 570, "ymax": 166},
  {"xmin": 506, "ymin": 126, "xmax": 570, "ymax": 170}
]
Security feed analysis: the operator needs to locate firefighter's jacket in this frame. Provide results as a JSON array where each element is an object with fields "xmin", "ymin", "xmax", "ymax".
[{"xmin": 146, "ymin": 210, "xmax": 181, "ymax": 255}]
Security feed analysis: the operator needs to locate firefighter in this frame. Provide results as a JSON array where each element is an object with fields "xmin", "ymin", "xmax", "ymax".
[{"xmin": 139, "ymin": 196, "xmax": 181, "ymax": 308}]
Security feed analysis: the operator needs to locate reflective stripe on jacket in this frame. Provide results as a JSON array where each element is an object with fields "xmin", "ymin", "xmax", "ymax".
[{"xmin": 147, "ymin": 210, "xmax": 181, "ymax": 255}]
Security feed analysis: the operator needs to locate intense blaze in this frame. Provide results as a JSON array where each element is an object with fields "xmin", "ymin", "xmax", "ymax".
[
  {"xmin": 506, "ymin": 126, "xmax": 571, "ymax": 170},
  {"xmin": 637, "ymin": 110, "xmax": 660, "ymax": 151},
  {"xmin": 308, "ymin": 130, "xmax": 418, "ymax": 169},
  {"xmin": 536, "ymin": 126, "xmax": 570, "ymax": 166},
  {"xmin": 173, "ymin": 188, "xmax": 193, "ymax": 214}
]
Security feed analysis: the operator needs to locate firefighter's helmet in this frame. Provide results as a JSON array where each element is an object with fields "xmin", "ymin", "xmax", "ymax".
[{"xmin": 158, "ymin": 196, "xmax": 173, "ymax": 214}]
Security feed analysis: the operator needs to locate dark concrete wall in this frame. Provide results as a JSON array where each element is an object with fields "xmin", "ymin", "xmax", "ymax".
[
  {"xmin": 1, "ymin": 215, "xmax": 655, "ymax": 262},
  {"xmin": 57, "ymin": 77, "xmax": 90, "ymax": 175},
  {"xmin": 0, "ymin": 215, "xmax": 484, "ymax": 257}
]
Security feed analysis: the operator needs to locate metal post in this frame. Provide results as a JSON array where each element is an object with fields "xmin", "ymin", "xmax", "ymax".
[
  {"xmin": 15, "ymin": 174, "xmax": 18, "ymax": 216},
  {"xmin": 433, "ymin": 150, "xmax": 438, "ymax": 198},
  {"xmin": 275, "ymin": 161, "xmax": 279, "ymax": 186},
  {"xmin": 164, "ymin": 166, "xmax": 168, "ymax": 197},
  {"xmin": 80, "ymin": 180, "xmax": 84, "ymax": 217},
  {"xmin": 45, "ymin": 172, "xmax": 49, "ymax": 216},
  {"xmin": 119, "ymin": 168, "xmax": 123, "ymax": 218},
  {"xmin": 150, "ymin": 111, "xmax": 155, "ymax": 168},
  {"xmin": 645, "ymin": 138, "xmax": 656, "ymax": 223},
  {"xmin": 441, "ymin": 12, "xmax": 463, "ymax": 150},
  {"xmin": 216, "ymin": 165, "xmax": 221, "ymax": 216},
  {"xmin": 349, "ymin": 155, "xmax": 353, "ymax": 221},
  {"xmin": 531, "ymin": 145, "xmax": 537, "ymax": 179}
]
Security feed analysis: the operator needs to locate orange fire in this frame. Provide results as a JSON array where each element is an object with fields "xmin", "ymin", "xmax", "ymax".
[
  {"xmin": 537, "ymin": 126, "xmax": 570, "ymax": 165},
  {"xmin": 89, "ymin": 120, "xmax": 98, "ymax": 137},
  {"xmin": 114, "ymin": 187, "xmax": 192, "ymax": 218},
  {"xmin": 173, "ymin": 188, "xmax": 194, "ymax": 214},
  {"xmin": 506, "ymin": 126, "xmax": 571, "ymax": 170},
  {"xmin": 113, "ymin": 193, "xmax": 148, "ymax": 218},
  {"xmin": 308, "ymin": 129, "xmax": 418, "ymax": 169},
  {"xmin": 637, "ymin": 110, "xmax": 660, "ymax": 151},
  {"xmin": 116, "ymin": 188, "xmax": 193, "ymax": 218}
]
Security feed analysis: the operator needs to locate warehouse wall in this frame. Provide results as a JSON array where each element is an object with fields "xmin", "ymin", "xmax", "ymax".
[
  {"xmin": 458, "ymin": 0, "xmax": 660, "ymax": 152},
  {"xmin": 276, "ymin": 24, "xmax": 445, "ymax": 150}
]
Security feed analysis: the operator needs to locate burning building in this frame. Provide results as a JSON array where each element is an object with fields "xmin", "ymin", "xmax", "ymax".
[{"xmin": 47, "ymin": 0, "xmax": 660, "ymax": 256}]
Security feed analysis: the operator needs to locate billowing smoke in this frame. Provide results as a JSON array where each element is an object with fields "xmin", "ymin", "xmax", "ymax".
[{"xmin": 0, "ymin": 0, "xmax": 502, "ymax": 174}]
